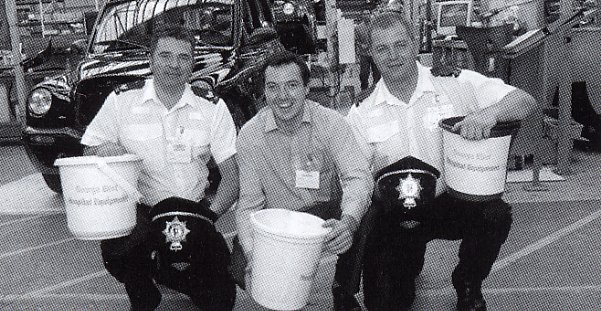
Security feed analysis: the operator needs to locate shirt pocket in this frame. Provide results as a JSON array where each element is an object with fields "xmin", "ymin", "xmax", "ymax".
[
  {"xmin": 366, "ymin": 120, "xmax": 400, "ymax": 143},
  {"xmin": 186, "ymin": 129, "xmax": 211, "ymax": 161},
  {"xmin": 123, "ymin": 123, "xmax": 162, "ymax": 141}
]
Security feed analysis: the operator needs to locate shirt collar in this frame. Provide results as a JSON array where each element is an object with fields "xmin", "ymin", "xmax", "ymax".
[
  {"xmin": 373, "ymin": 78, "xmax": 399, "ymax": 106},
  {"xmin": 140, "ymin": 79, "xmax": 158, "ymax": 104},
  {"xmin": 374, "ymin": 61, "xmax": 436, "ymax": 106},
  {"xmin": 264, "ymin": 100, "xmax": 314, "ymax": 132},
  {"xmin": 140, "ymin": 78, "xmax": 197, "ymax": 110},
  {"xmin": 415, "ymin": 61, "xmax": 436, "ymax": 97}
]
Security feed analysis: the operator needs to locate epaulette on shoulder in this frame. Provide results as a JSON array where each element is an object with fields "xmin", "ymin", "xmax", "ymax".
[
  {"xmin": 114, "ymin": 79, "xmax": 145, "ymax": 95},
  {"xmin": 355, "ymin": 84, "xmax": 377, "ymax": 107},
  {"xmin": 431, "ymin": 65, "xmax": 462, "ymax": 78},
  {"xmin": 191, "ymin": 86, "xmax": 219, "ymax": 104}
]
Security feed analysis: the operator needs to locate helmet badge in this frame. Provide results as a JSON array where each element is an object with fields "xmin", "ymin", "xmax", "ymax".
[
  {"xmin": 396, "ymin": 173, "xmax": 422, "ymax": 209},
  {"xmin": 162, "ymin": 216, "xmax": 191, "ymax": 251}
]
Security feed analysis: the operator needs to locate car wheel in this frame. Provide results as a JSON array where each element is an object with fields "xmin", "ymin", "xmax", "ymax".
[{"xmin": 43, "ymin": 174, "xmax": 63, "ymax": 194}]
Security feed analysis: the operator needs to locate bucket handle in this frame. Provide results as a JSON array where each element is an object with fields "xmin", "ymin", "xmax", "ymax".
[{"xmin": 94, "ymin": 157, "xmax": 142, "ymax": 203}]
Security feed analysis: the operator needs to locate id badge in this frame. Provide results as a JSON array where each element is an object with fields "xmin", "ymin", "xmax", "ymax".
[
  {"xmin": 166, "ymin": 139, "xmax": 192, "ymax": 163},
  {"xmin": 295, "ymin": 170, "xmax": 320, "ymax": 189}
]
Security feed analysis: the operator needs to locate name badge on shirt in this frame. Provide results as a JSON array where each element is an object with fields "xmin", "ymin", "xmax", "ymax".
[
  {"xmin": 166, "ymin": 127, "xmax": 192, "ymax": 163},
  {"xmin": 167, "ymin": 140, "xmax": 192, "ymax": 163},
  {"xmin": 295, "ymin": 170, "xmax": 320, "ymax": 189},
  {"xmin": 423, "ymin": 104, "xmax": 455, "ymax": 130}
]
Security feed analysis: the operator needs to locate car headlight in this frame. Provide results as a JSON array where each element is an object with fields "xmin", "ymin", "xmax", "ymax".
[
  {"xmin": 191, "ymin": 79, "xmax": 220, "ymax": 99},
  {"xmin": 191, "ymin": 79, "xmax": 213, "ymax": 91},
  {"xmin": 283, "ymin": 2, "xmax": 295, "ymax": 15},
  {"xmin": 28, "ymin": 88, "xmax": 53, "ymax": 117}
]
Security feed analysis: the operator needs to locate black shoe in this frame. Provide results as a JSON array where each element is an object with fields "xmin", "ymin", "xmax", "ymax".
[
  {"xmin": 333, "ymin": 286, "xmax": 361, "ymax": 311},
  {"xmin": 452, "ymin": 270, "xmax": 486, "ymax": 311},
  {"xmin": 125, "ymin": 277, "xmax": 161, "ymax": 311},
  {"xmin": 455, "ymin": 285, "xmax": 486, "ymax": 311}
]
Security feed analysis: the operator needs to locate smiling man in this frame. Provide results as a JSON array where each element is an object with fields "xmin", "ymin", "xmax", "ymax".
[
  {"xmin": 346, "ymin": 8, "xmax": 538, "ymax": 311},
  {"xmin": 233, "ymin": 51, "xmax": 373, "ymax": 311},
  {"xmin": 81, "ymin": 25, "xmax": 239, "ymax": 310}
]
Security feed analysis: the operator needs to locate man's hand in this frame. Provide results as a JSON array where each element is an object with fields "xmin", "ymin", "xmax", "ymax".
[
  {"xmin": 322, "ymin": 215, "xmax": 358, "ymax": 255},
  {"xmin": 452, "ymin": 110, "xmax": 497, "ymax": 141},
  {"xmin": 244, "ymin": 251, "xmax": 253, "ymax": 275},
  {"xmin": 84, "ymin": 142, "xmax": 127, "ymax": 157}
]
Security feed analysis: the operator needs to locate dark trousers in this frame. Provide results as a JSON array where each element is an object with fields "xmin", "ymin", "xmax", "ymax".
[
  {"xmin": 100, "ymin": 202, "xmax": 235, "ymax": 311},
  {"xmin": 362, "ymin": 193, "xmax": 513, "ymax": 311},
  {"xmin": 359, "ymin": 55, "xmax": 381, "ymax": 90},
  {"xmin": 230, "ymin": 201, "xmax": 370, "ymax": 296}
]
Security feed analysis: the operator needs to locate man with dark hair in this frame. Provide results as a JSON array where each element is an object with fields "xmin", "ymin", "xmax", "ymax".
[
  {"xmin": 346, "ymin": 8, "xmax": 538, "ymax": 311},
  {"xmin": 148, "ymin": 25, "xmax": 196, "ymax": 55},
  {"xmin": 232, "ymin": 51, "xmax": 373, "ymax": 311},
  {"xmin": 81, "ymin": 24, "xmax": 239, "ymax": 310}
]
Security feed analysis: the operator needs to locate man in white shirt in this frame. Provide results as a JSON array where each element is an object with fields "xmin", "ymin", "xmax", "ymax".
[
  {"xmin": 81, "ymin": 25, "xmax": 239, "ymax": 310},
  {"xmin": 346, "ymin": 8, "xmax": 537, "ymax": 311}
]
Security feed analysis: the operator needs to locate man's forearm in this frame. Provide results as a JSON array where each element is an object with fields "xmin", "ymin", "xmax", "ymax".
[
  {"xmin": 339, "ymin": 170, "xmax": 374, "ymax": 226},
  {"xmin": 236, "ymin": 208, "xmax": 256, "ymax": 257},
  {"xmin": 82, "ymin": 143, "xmax": 127, "ymax": 157},
  {"xmin": 340, "ymin": 214, "xmax": 359, "ymax": 234},
  {"xmin": 210, "ymin": 156, "xmax": 239, "ymax": 217},
  {"xmin": 210, "ymin": 178, "xmax": 239, "ymax": 216},
  {"xmin": 483, "ymin": 88, "xmax": 538, "ymax": 123}
]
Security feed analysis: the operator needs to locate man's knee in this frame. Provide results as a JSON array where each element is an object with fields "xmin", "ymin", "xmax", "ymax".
[
  {"xmin": 482, "ymin": 201, "xmax": 512, "ymax": 225},
  {"xmin": 100, "ymin": 239, "xmax": 129, "ymax": 282},
  {"xmin": 188, "ymin": 272, "xmax": 236, "ymax": 311},
  {"xmin": 363, "ymin": 251, "xmax": 417, "ymax": 311},
  {"xmin": 100, "ymin": 234, "xmax": 154, "ymax": 283},
  {"xmin": 481, "ymin": 200, "xmax": 513, "ymax": 239}
]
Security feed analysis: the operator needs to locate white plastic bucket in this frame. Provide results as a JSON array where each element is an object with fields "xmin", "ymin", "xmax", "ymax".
[
  {"xmin": 440, "ymin": 117, "xmax": 520, "ymax": 201},
  {"xmin": 54, "ymin": 155, "xmax": 142, "ymax": 240},
  {"xmin": 249, "ymin": 209, "xmax": 330, "ymax": 310}
]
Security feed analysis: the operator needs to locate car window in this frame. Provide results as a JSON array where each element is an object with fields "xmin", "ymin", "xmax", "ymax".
[{"xmin": 91, "ymin": 0, "xmax": 234, "ymax": 54}]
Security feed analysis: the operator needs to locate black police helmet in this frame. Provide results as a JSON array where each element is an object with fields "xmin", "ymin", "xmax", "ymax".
[
  {"xmin": 149, "ymin": 197, "xmax": 221, "ymax": 279},
  {"xmin": 374, "ymin": 156, "xmax": 440, "ymax": 211}
]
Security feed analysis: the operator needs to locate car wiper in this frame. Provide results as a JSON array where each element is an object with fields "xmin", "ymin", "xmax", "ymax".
[{"xmin": 94, "ymin": 39, "xmax": 149, "ymax": 51}]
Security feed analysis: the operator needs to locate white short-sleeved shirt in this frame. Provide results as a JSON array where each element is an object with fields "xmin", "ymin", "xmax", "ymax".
[
  {"xmin": 81, "ymin": 79, "xmax": 237, "ymax": 206},
  {"xmin": 346, "ymin": 62, "xmax": 515, "ymax": 195}
]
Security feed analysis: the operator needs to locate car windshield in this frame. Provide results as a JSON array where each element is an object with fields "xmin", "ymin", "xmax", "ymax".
[{"xmin": 91, "ymin": 0, "xmax": 234, "ymax": 54}]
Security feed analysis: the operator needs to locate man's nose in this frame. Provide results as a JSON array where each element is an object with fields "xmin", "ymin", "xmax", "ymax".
[
  {"xmin": 166, "ymin": 55, "xmax": 180, "ymax": 68},
  {"xmin": 387, "ymin": 48, "xmax": 401, "ymax": 61},
  {"xmin": 275, "ymin": 85, "xmax": 291, "ymax": 98}
]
